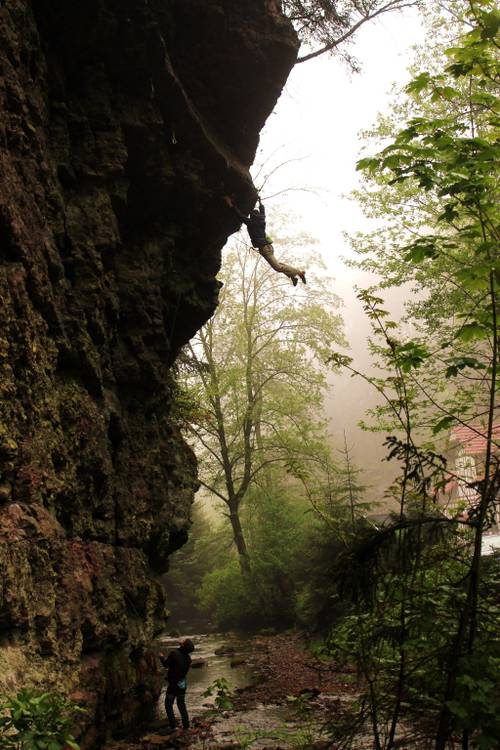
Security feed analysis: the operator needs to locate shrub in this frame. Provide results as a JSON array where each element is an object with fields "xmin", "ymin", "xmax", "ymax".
[{"xmin": 0, "ymin": 689, "xmax": 83, "ymax": 750}]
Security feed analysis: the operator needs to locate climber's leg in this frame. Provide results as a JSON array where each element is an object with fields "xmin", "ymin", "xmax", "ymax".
[{"xmin": 257, "ymin": 244, "xmax": 305, "ymax": 284}]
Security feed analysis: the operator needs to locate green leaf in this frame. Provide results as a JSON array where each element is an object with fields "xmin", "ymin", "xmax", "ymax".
[
  {"xmin": 447, "ymin": 700, "xmax": 467, "ymax": 719},
  {"xmin": 382, "ymin": 154, "xmax": 403, "ymax": 170},
  {"xmin": 432, "ymin": 415, "xmax": 456, "ymax": 435},
  {"xmin": 404, "ymin": 239, "xmax": 438, "ymax": 263},
  {"xmin": 356, "ymin": 157, "xmax": 379, "ymax": 172},
  {"xmin": 480, "ymin": 9, "xmax": 500, "ymax": 39},
  {"xmin": 395, "ymin": 341, "xmax": 430, "ymax": 371},
  {"xmin": 406, "ymin": 72, "xmax": 432, "ymax": 95},
  {"xmin": 445, "ymin": 356, "xmax": 486, "ymax": 378},
  {"xmin": 438, "ymin": 203, "xmax": 460, "ymax": 222},
  {"xmin": 457, "ymin": 322, "xmax": 489, "ymax": 342}
]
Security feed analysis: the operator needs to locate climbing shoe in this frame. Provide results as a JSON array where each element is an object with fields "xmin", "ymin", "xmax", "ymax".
[
  {"xmin": 299, "ymin": 272, "xmax": 306, "ymax": 284},
  {"xmin": 292, "ymin": 276, "xmax": 298, "ymax": 286}
]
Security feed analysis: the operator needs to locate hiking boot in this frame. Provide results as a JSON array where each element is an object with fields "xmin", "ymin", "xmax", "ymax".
[
  {"xmin": 292, "ymin": 276, "xmax": 298, "ymax": 286},
  {"xmin": 299, "ymin": 271, "xmax": 306, "ymax": 284}
]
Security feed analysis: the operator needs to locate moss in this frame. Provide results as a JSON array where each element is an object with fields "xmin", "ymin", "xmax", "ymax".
[{"xmin": 0, "ymin": 0, "xmax": 297, "ymax": 741}]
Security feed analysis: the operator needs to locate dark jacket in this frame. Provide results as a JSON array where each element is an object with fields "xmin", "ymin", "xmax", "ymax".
[
  {"xmin": 161, "ymin": 647, "xmax": 192, "ymax": 686},
  {"xmin": 232, "ymin": 201, "xmax": 268, "ymax": 248}
]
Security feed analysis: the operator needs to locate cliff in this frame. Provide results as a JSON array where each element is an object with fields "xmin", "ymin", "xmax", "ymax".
[{"xmin": 0, "ymin": 0, "xmax": 298, "ymax": 744}]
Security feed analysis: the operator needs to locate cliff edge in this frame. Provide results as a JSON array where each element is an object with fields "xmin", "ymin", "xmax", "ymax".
[{"xmin": 0, "ymin": 0, "xmax": 298, "ymax": 744}]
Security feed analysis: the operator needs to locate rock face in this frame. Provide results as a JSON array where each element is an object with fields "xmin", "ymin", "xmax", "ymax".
[{"xmin": 0, "ymin": 0, "xmax": 297, "ymax": 745}]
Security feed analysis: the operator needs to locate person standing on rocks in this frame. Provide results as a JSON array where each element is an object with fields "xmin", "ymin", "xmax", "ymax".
[
  {"xmin": 224, "ymin": 195, "xmax": 307, "ymax": 286},
  {"xmin": 159, "ymin": 638, "xmax": 195, "ymax": 732}
]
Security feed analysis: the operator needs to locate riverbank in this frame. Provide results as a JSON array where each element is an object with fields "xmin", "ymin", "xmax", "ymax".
[{"xmin": 103, "ymin": 632, "xmax": 360, "ymax": 750}]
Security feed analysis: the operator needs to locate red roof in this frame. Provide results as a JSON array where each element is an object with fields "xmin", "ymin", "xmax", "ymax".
[{"xmin": 450, "ymin": 423, "xmax": 500, "ymax": 455}]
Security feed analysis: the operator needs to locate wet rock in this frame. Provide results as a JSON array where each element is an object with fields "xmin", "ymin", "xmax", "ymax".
[
  {"xmin": 230, "ymin": 657, "xmax": 247, "ymax": 668},
  {"xmin": 0, "ymin": 482, "xmax": 12, "ymax": 502},
  {"xmin": 0, "ymin": 436, "xmax": 18, "ymax": 459},
  {"xmin": 215, "ymin": 646, "xmax": 236, "ymax": 656},
  {"xmin": 299, "ymin": 687, "xmax": 321, "ymax": 697},
  {"xmin": 0, "ymin": 0, "xmax": 298, "ymax": 744},
  {"xmin": 139, "ymin": 734, "xmax": 167, "ymax": 746},
  {"xmin": 191, "ymin": 658, "xmax": 207, "ymax": 669}
]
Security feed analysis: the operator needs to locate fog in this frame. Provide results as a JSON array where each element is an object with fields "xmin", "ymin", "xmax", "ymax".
[{"xmin": 251, "ymin": 9, "xmax": 425, "ymax": 504}]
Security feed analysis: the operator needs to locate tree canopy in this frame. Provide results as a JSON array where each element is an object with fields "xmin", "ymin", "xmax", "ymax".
[
  {"xmin": 283, "ymin": 0, "xmax": 421, "ymax": 64},
  {"xmin": 326, "ymin": 3, "xmax": 499, "ymax": 746},
  {"xmin": 179, "ymin": 230, "xmax": 344, "ymax": 572}
]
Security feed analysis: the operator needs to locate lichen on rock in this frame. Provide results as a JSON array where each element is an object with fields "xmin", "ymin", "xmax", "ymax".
[{"xmin": 0, "ymin": 0, "xmax": 298, "ymax": 744}]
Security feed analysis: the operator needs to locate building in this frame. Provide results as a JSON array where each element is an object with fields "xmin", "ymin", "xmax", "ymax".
[{"xmin": 443, "ymin": 423, "xmax": 500, "ymax": 555}]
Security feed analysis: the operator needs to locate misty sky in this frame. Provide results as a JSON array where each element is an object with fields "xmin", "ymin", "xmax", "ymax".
[{"xmin": 253, "ymin": 7, "xmax": 426, "ymax": 503}]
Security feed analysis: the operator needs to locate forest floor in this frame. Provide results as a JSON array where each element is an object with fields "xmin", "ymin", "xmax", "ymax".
[{"xmin": 104, "ymin": 632, "xmax": 364, "ymax": 750}]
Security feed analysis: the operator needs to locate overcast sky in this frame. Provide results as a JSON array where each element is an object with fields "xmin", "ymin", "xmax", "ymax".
[{"xmin": 253, "ymin": 8, "xmax": 426, "ymax": 501}]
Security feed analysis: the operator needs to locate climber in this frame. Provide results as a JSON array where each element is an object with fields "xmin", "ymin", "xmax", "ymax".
[
  {"xmin": 224, "ymin": 195, "xmax": 306, "ymax": 286},
  {"xmin": 159, "ymin": 638, "xmax": 195, "ymax": 733}
]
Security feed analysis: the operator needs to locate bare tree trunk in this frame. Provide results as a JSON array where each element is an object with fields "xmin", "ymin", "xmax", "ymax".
[{"xmin": 229, "ymin": 505, "xmax": 251, "ymax": 574}]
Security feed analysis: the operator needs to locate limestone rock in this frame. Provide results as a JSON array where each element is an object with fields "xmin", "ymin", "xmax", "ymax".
[{"xmin": 0, "ymin": 0, "xmax": 298, "ymax": 745}]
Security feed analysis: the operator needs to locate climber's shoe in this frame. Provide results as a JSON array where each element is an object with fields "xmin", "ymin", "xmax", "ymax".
[
  {"xmin": 299, "ymin": 271, "xmax": 306, "ymax": 285},
  {"xmin": 292, "ymin": 276, "xmax": 298, "ymax": 286}
]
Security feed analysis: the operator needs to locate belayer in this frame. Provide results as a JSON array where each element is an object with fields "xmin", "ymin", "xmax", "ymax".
[
  {"xmin": 224, "ymin": 195, "xmax": 306, "ymax": 286},
  {"xmin": 159, "ymin": 638, "xmax": 195, "ymax": 732}
]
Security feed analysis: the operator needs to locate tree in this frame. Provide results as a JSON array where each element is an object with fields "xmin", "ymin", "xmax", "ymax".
[
  {"xmin": 344, "ymin": 0, "xmax": 498, "ymax": 514},
  {"xmin": 282, "ymin": 0, "xmax": 421, "ymax": 65},
  {"xmin": 332, "ymin": 432, "xmax": 370, "ymax": 523},
  {"xmin": 197, "ymin": 479, "xmax": 315, "ymax": 629},
  {"xmin": 179, "ymin": 229, "xmax": 344, "ymax": 574},
  {"xmin": 161, "ymin": 500, "xmax": 232, "ymax": 628},
  {"xmin": 294, "ymin": 438, "xmax": 371, "ymax": 631},
  {"xmin": 327, "ymin": 2, "xmax": 499, "ymax": 746}
]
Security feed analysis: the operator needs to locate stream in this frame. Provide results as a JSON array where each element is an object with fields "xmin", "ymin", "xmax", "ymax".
[
  {"xmin": 153, "ymin": 632, "xmax": 320, "ymax": 749},
  {"xmin": 105, "ymin": 631, "xmax": 376, "ymax": 749},
  {"xmin": 155, "ymin": 632, "xmax": 256, "ymax": 717},
  {"xmin": 100, "ymin": 632, "xmax": 417, "ymax": 750}
]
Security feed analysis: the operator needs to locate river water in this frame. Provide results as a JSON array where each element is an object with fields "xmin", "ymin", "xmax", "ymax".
[
  {"xmin": 155, "ymin": 632, "xmax": 255, "ymax": 717},
  {"xmin": 150, "ymin": 632, "xmax": 375, "ymax": 748},
  {"xmin": 153, "ymin": 632, "xmax": 332, "ymax": 749}
]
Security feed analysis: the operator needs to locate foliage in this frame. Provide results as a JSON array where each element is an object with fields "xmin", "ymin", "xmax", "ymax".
[
  {"xmin": 197, "ymin": 484, "xmax": 313, "ymax": 629},
  {"xmin": 282, "ymin": 1, "xmax": 421, "ymax": 65},
  {"xmin": 174, "ymin": 235, "xmax": 365, "ymax": 628},
  {"xmin": 327, "ymin": 2, "xmax": 500, "ymax": 747},
  {"xmin": 192, "ymin": 458, "xmax": 370, "ymax": 631},
  {"xmin": 202, "ymin": 678, "xmax": 234, "ymax": 712},
  {"xmin": 285, "ymin": 692, "xmax": 319, "ymax": 749},
  {"xmin": 327, "ymin": 532, "xmax": 500, "ymax": 749},
  {"xmin": 348, "ymin": 0, "xmax": 499, "ymax": 446},
  {"xmin": 242, "ymin": 488, "xmax": 302, "ymax": 626},
  {"xmin": 162, "ymin": 500, "xmax": 231, "ymax": 628},
  {"xmin": 233, "ymin": 723, "xmax": 323, "ymax": 750},
  {"xmin": 268, "ymin": 424, "xmax": 368, "ymax": 631},
  {"xmin": 198, "ymin": 559, "xmax": 261, "ymax": 629},
  {"xmin": 448, "ymin": 650, "xmax": 500, "ymax": 750},
  {"xmin": 180, "ymin": 234, "xmax": 344, "ymax": 573},
  {"xmin": 294, "ymin": 440, "xmax": 371, "ymax": 631},
  {"xmin": 233, "ymin": 725, "xmax": 290, "ymax": 750},
  {"xmin": 0, "ymin": 689, "xmax": 83, "ymax": 750}
]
